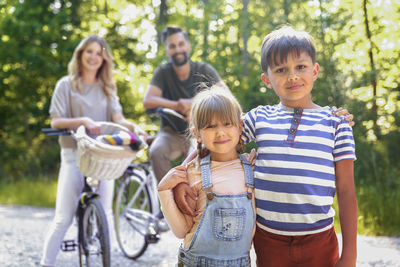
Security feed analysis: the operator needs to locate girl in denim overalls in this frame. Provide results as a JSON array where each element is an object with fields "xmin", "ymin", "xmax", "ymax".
[{"xmin": 158, "ymin": 86, "xmax": 256, "ymax": 267}]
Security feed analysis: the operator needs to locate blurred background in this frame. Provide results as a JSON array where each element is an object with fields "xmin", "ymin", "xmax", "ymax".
[{"xmin": 0, "ymin": 0, "xmax": 399, "ymax": 236}]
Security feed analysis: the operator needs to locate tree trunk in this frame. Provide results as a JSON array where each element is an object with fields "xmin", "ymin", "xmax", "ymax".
[
  {"xmin": 242, "ymin": 0, "xmax": 249, "ymax": 76},
  {"xmin": 318, "ymin": 0, "xmax": 339, "ymax": 104},
  {"xmin": 363, "ymin": 0, "xmax": 377, "ymax": 111},
  {"xmin": 70, "ymin": 0, "xmax": 81, "ymax": 27},
  {"xmin": 157, "ymin": 0, "xmax": 168, "ymax": 48},
  {"xmin": 202, "ymin": 0, "xmax": 209, "ymax": 61},
  {"xmin": 283, "ymin": 0, "xmax": 290, "ymax": 23}
]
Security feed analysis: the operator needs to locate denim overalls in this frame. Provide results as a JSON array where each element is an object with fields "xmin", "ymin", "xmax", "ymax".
[{"xmin": 177, "ymin": 154, "xmax": 255, "ymax": 267}]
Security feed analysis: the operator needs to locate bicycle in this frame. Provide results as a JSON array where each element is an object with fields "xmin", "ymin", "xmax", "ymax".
[
  {"xmin": 113, "ymin": 107, "xmax": 187, "ymax": 260},
  {"xmin": 42, "ymin": 122, "xmax": 140, "ymax": 267}
]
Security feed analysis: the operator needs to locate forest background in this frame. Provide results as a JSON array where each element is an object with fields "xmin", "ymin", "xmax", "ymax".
[{"xmin": 0, "ymin": 0, "xmax": 399, "ymax": 236}]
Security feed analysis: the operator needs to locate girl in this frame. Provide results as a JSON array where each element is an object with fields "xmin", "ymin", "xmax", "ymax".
[
  {"xmin": 157, "ymin": 86, "xmax": 256, "ymax": 267},
  {"xmin": 41, "ymin": 35, "xmax": 147, "ymax": 267}
]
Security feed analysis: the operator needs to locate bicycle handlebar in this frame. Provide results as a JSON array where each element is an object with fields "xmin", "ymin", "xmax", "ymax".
[
  {"xmin": 42, "ymin": 107, "xmax": 186, "ymax": 137},
  {"xmin": 146, "ymin": 107, "xmax": 186, "ymax": 120},
  {"xmin": 146, "ymin": 107, "xmax": 186, "ymax": 134},
  {"xmin": 41, "ymin": 128, "xmax": 71, "ymax": 136}
]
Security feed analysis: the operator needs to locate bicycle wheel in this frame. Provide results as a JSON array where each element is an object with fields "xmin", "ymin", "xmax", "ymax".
[
  {"xmin": 114, "ymin": 169, "xmax": 153, "ymax": 259},
  {"xmin": 78, "ymin": 197, "xmax": 111, "ymax": 267}
]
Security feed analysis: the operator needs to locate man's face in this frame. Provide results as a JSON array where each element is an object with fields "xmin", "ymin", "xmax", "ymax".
[{"xmin": 165, "ymin": 32, "xmax": 191, "ymax": 66}]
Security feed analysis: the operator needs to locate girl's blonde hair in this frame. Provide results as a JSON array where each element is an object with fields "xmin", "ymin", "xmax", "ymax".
[
  {"xmin": 190, "ymin": 86, "xmax": 243, "ymax": 158},
  {"xmin": 68, "ymin": 35, "xmax": 116, "ymax": 98}
]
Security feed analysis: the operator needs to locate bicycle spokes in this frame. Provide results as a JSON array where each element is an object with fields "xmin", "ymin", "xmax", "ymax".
[
  {"xmin": 114, "ymin": 174, "xmax": 154, "ymax": 259},
  {"xmin": 79, "ymin": 199, "xmax": 110, "ymax": 267},
  {"xmin": 125, "ymin": 179, "xmax": 149, "ymax": 212}
]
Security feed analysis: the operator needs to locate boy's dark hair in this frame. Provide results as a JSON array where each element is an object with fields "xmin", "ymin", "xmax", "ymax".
[
  {"xmin": 261, "ymin": 26, "xmax": 316, "ymax": 72},
  {"xmin": 161, "ymin": 26, "xmax": 189, "ymax": 44}
]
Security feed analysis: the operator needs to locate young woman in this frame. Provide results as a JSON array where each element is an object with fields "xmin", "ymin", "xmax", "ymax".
[
  {"xmin": 41, "ymin": 35, "xmax": 146, "ymax": 267},
  {"xmin": 157, "ymin": 87, "xmax": 256, "ymax": 267}
]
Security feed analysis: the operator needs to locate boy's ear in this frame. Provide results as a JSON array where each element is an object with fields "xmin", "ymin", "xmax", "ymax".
[
  {"xmin": 261, "ymin": 73, "xmax": 273, "ymax": 89},
  {"xmin": 313, "ymin": 63, "xmax": 320, "ymax": 81}
]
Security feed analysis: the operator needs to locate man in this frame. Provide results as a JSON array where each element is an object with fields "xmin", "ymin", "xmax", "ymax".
[{"xmin": 143, "ymin": 25, "xmax": 227, "ymax": 182}]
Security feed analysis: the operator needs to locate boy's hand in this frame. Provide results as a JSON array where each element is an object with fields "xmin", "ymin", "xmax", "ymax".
[
  {"xmin": 249, "ymin": 148, "xmax": 257, "ymax": 166},
  {"xmin": 173, "ymin": 183, "xmax": 197, "ymax": 217},
  {"xmin": 157, "ymin": 166, "xmax": 189, "ymax": 191},
  {"xmin": 332, "ymin": 106, "xmax": 355, "ymax": 127}
]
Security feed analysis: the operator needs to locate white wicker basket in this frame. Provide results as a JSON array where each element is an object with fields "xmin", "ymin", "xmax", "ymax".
[{"xmin": 74, "ymin": 122, "xmax": 142, "ymax": 180}]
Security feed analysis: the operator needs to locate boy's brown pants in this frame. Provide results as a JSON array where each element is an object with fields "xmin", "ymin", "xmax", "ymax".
[{"xmin": 254, "ymin": 225, "xmax": 339, "ymax": 267}]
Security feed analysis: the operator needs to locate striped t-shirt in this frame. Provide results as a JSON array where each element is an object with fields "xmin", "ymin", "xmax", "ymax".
[{"xmin": 242, "ymin": 103, "xmax": 356, "ymax": 236}]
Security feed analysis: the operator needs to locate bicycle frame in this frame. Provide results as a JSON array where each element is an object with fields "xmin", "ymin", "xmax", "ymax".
[
  {"xmin": 59, "ymin": 178, "xmax": 102, "ymax": 253},
  {"xmin": 122, "ymin": 164, "xmax": 159, "ymax": 229}
]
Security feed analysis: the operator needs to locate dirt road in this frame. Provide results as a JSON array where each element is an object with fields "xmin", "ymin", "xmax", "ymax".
[{"xmin": 0, "ymin": 205, "xmax": 399, "ymax": 266}]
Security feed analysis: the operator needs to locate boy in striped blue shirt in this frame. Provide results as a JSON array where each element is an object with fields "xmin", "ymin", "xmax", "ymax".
[
  {"xmin": 171, "ymin": 26, "xmax": 357, "ymax": 266},
  {"xmin": 242, "ymin": 26, "xmax": 357, "ymax": 267}
]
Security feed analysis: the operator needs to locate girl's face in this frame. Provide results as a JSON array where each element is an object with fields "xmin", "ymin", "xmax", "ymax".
[
  {"xmin": 194, "ymin": 116, "xmax": 242, "ymax": 162},
  {"xmin": 81, "ymin": 41, "xmax": 104, "ymax": 74}
]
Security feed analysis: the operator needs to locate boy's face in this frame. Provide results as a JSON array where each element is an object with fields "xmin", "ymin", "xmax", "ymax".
[{"xmin": 261, "ymin": 51, "xmax": 319, "ymax": 108}]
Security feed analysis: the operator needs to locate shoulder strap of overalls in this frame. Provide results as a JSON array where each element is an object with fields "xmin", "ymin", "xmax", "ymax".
[
  {"xmin": 200, "ymin": 154, "xmax": 212, "ymax": 190},
  {"xmin": 200, "ymin": 154, "xmax": 254, "ymax": 190},
  {"xmin": 239, "ymin": 154, "xmax": 254, "ymax": 188}
]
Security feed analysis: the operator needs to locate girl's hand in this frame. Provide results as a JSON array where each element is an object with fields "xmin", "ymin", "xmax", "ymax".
[
  {"xmin": 157, "ymin": 166, "xmax": 190, "ymax": 192},
  {"xmin": 83, "ymin": 117, "xmax": 102, "ymax": 135},
  {"xmin": 332, "ymin": 106, "xmax": 355, "ymax": 127}
]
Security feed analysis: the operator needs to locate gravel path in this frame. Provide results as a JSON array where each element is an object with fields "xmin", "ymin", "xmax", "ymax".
[{"xmin": 0, "ymin": 205, "xmax": 399, "ymax": 266}]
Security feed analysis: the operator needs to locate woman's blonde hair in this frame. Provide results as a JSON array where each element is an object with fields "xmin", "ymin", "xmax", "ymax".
[
  {"xmin": 190, "ymin": 85, "xmax": 243, "ymax": 158},
  {"xmin": 68, "ymin": 35, "xmax": 116, "ymax": 98}
]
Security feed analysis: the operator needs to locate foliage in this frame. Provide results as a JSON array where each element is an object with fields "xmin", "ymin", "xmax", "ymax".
[{"xmin": 1, "ymin": 0, "xmax": 400, "ymax": 235}]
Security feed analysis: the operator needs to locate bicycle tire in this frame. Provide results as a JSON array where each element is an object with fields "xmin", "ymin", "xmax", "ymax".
[
  {"xmin": 78, "ymin": 197, "xmax": 111, "ymax": 267},
  {"xmin": 114, "ymin": 169, "xmax": 153, "ymax": 259}
]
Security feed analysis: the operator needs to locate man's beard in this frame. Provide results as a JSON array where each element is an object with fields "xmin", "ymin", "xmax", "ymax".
[{"xmin": 171, "ymin": 52, "xmax": 189, "ymax": 66}]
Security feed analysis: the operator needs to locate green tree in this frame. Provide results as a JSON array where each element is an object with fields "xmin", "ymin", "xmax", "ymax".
[{"xmin": 0, "ymin": 0, "xmax": 80, "ymax": 180}]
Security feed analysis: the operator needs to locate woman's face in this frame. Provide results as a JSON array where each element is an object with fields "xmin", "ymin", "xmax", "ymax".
[{"xmin": 81, "ymin": 41, "xmax": 104, "ymax": 74}]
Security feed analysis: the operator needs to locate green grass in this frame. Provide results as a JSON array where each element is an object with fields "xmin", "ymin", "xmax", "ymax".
[
  {"xmin": 1, "ymin": 176, "xmax": 399, "ymax": 236},
  {"xmin": 332, "ymin": 186, "xmax": 400, "ymax": 236},
  {"xmin": 0, "ymin": 177, "xmax": 58, "ymax": 207},
  {"xmin": 356, "ymin": 185, "xmax": 400, "ymax": 236}
]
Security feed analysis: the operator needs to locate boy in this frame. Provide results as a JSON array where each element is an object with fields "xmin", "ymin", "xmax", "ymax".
[
  {"xmin": 243, "ymin": 26, "xmax": 357, "ymax": 266},
  {"xmin": 173, "ymin": 26, "xmax": 357, "ymax": 267}
]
